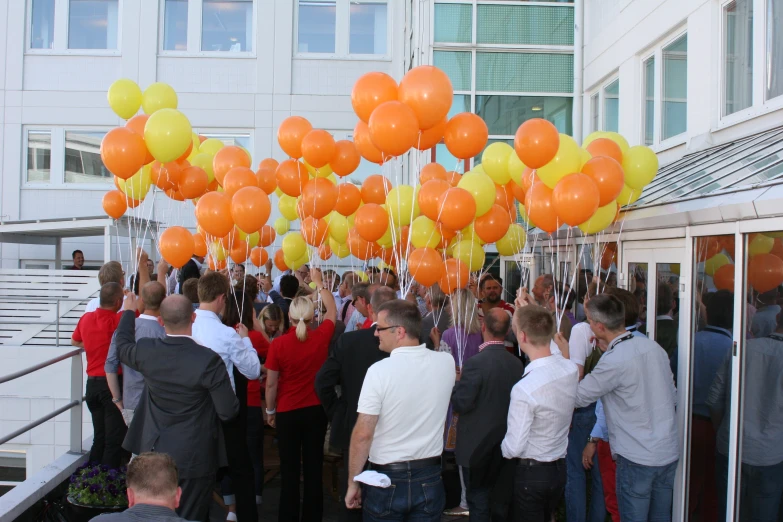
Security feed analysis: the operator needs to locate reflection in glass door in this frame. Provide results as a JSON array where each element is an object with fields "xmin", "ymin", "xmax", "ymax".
[{"xmin": 628, "ymin": 262, "xmax": 649, "ymax": 332}]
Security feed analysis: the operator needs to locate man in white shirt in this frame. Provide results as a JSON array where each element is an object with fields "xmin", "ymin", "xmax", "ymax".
[
  {"xmin": 502, "ymin": 305, "xmax": 578, "ymax": 522},
  {"xmin": 345, "ymin": 299, "xmax": 455, "ymax": 521}
]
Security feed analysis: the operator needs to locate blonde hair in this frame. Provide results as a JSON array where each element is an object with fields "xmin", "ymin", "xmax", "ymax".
[
  {"xmin": 289, "ymin": 296, "xmax": 314, "ymax": 342},
  {"xmin": 450, "ymin": 288, "xmax": 481, "ymax": 335}
]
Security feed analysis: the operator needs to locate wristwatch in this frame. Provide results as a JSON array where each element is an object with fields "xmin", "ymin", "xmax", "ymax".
[
  {"xmin": 587, "ymin": 436, "xmax": 599, "ymax": 444},
  {"xmin": 112, "ymin": 397, "xmax": 122, "ymax": 404}
]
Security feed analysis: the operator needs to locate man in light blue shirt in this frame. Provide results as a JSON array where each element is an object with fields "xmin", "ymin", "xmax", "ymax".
[{"xmin": 750, "ymin": 288, "xmax": 780, "ymax": 338}]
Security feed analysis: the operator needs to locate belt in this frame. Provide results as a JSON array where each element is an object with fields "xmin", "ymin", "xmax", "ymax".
[
  {"xmin": 87, "ymin": 376, "xmax": 107, "ymax": 380},
  {"xmin": 514, "ymin": 457, "xmax": 564, "ymax": 467},
  {"xmin": 368, "ymin": 457, "xmax": 441, "ymax": 472},
  {"xmin": 692, "ymin": 414, "xmax": 711, "ymax": 422}
]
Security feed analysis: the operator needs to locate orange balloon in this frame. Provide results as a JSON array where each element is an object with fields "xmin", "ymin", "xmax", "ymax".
[
  {"xmin": 368, "ymin": 101, "xmax": 420, "ymax": 157},
  {"xmin": 586, "ymin": 138, "xmax": 623, "ymax": 164},
  {"xmin": 275, "ymin": 159, "xmax": 309, "ymax": 197},
  {"xmin": 720, "ymin": 236, "xmax": 736, "ymax": 258},
  {"xmin": 259, "ymin": 225, "xmax": 276, "ymax": 248},
  {"xmin": 416, "ymin": 118, "xmax": 448, "ymax": 151},
  {"xmin": 250, "ymin": 247, "xmax": 269, "ymax": 267},
  {"xmin": 336, "ymin": 183, "xmax": 362, "ymax": 216},
  {"xmin": 195, "ymin": 192, "xmax": 234, "ymax": 237},
  {"xmin": 749, "ymin": 253, "xmax": 783, "ymax": 292},
  {"xmin": 165, "ymin": 188, "xmax": 185, "ymax": 201},
  {"xmin": 496, "ymin": 184, "xmax": 516, "ymax": 215},
  {"xmin": 213, "ymin": 146, "xmax": 251, "ymax": 186},
  {"xmin": 125, "ymin": 114, "xmax": 154, "ymax": 164},
  {"xmin": 150, "ymin": 161, "xmax": 182, "ymax": 191},
  {"xmin": 101, "ymin": 127, "xmax": 147, "ymax": 179},
  {"xmin": 439, "ymin": 187, "xmax": 476, "ymax": 231},
  {"xmin": 514, "ymin": 119, "xmax": 560, "ymax": 169},
  {"xmin": 355, "ymin": 203, "xmax": 389, "ymax": 242},
  {"xmin": 274, "ymin": 249, "xmax": 288, "ymax": 271},
  {"xmin": 193, "ymin": 232, "xmax": 208, "ymax": 257},
  {"xmin": 222, "ymin": 167, "xmax": 257, "ymax": 197},
  {"xmin": 331, "ymin": 140, "xmax": 361, "ymax": 177},
  {"xmin": 418, "ymin": 179, "xmax": 451, "ymax": 221},
  {"xmin": 581, "ymin": 156, "xmax": 625, "ymax": 206},
  {"xmin": 440, "ymin": 258, "xmax": 469, "ymax": 294},
  {"xmin": 771, "ymin": 238, "xmax": 783, "ymax": 260},
  {"xmin": 318, "ymin": 243, "xmax": 332, "ymax": 261},
  {"xmin": 177, "ymin": 139, "xmax": 193, "ymax": 163},
  {"xmin": 437, "ymin": 223, "xmax": 457, "ymax": 249},
  {"xmin": 126, "ymin": 197, "xmax": 142, "ymax": 208},
  {"xmin": 361, "ymin": 174, "xmax": 392, "ymax": 204},
  {"xmin": 220, "ymin": 232, "xmax": 237, "ymax": 251},
  {"xmin": 475, "ymin": 204, "xmax": 512, "ymax": 243},
  {"xmin": 301, "ymin": 129, "xmax": 336, "ymax": 169},
  {"xmin": 231, "ymin": 186, "xmax": 271, "ymax": 234},
  {"xmin": 301, "ymin": 178, "xmax": 338, "ymax": 219},
  {"xmin": 398, "ymin": 65, "xmax": 453, "ymax": 130},
  {"xmin": 552, "ymin": 173, "xmax": 600, "ymax": 226},
  {"xmin": 352, "ymin": 72, "xmax": 399, "ymax": 123},
  {"xmin": 696, "ymin": 237, "xmax": 722, "ymax": 262},
  {"xmin": 278, "ymin": 116, "xmax": 313, "ymax": 158},
  {"xmin": 443, "ymin": 113, "xmax": 489, "ymax": 160},
  {"xmin": 446, "ymin": 171, "xmax": 462, "ymax": 187},
  {"xmin": 256, "ymin": 158, "xmax": 278, "ymax": 194},
  {"xmin": 301, "ymin": 217, "xmax": 329, "ymax": 247},
  {"xmin": 394, "ymin": 226, "xmax": 410, "ymax": 258},
  {"xmin": 510, "ymin": 181, "xmax": 526, "ymax": 203},
  {"xmin": 230, "ymin": 241, "xmax": 251, "ymax": 265},
  {"xmin": 208, "ymin": 258, "xmax": 227, "ymax": 271},
  {"xmin": 520, "ymin": 168, "xmax": 538, "ymax": 193},
  {"xmin": 207, "ymin": 179, "xmax": 219, "ymax": 192},
  {"xmin": 354, "ymin": 121, "xmax": 385, "ymax": 164},
  {"xmin": 600, "ymin": 245, "xmax": 617, "ymax": 270},
  {"xmin": 713, "ymin": 263, "xmax": 735, "ymax": 291},
  {"xmin": 102, "ymin": 190, "xmax": 127, "ymax": 219},
  {"xmin": 179, "ymin": 166, "xmax": 209, "ymax": 199},
  {"xmin": 524, "ymin": 182, "xmax": 559, "ymax": 233},
  {"xmin": 408, "ymin": 248, "xmax": 444, "ymax": 287},
  {"xmin": 160, "ymin": 226, "xmax": 195, "ymax": 269},
  {"xmin": 420, "ymin": 163, "xmax": 447, "ymax": 184},
  {"xmin": 347, "ymin": 228, "xmax": 373, "ymax": 260}
]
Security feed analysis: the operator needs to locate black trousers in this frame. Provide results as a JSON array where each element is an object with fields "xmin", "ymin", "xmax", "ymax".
[
  {"xmin": 85, "ymin": 377, "xmax": 127, "ymax": 468},
  {"xmin": 222, "ymin": 371, "xmax": 258, "ymax": 522},
  {"xmin": 276, "ymin": 405, "xmax": 328, "ymax": 522},
  {"xmin": 179, "ymin": 474, "xmax": 216, "ymax": 522},
  {"xmin": 247, "ymin": 405, "xmax": 265, "ymax": 498},
  {"xmin": 512, "ymin": 459, "xmax": 567, "ymax": 522}
]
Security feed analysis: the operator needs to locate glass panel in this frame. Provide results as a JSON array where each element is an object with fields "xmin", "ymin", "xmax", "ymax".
[
  {"xmin": 163, "ymin": 0, "xmax": 188, "ymax": 51},
  {"xmin": 476, "ymin": 53, "xmax": 574, "ymax": 93},
  {"xmin": 68, "ymin": 0, "xmax": 119, "ymax": 49},
  {"xmin": 590, "ymin": 93, "xmax": 599, "ymax": 132},
  {"xmin": 766, "ymin": 0, "xmax": 783, "ymax": 100},
  {"xmin": 476, "ymin": 5, "xmax": 574, "ymax": 46},
  {"xmin": 30, "ymin": 0, "xmax": 55, "ymax": 49},
  {"xmin": 297, "ymin": 0, "xmax": 336, "ymax": 53},
  {"xmin": 723, "ymin": 0, "xmax": 754, "ymax": 116},
  {"xmin": 654, "ymin": 263, "xmax": 680, "ymax": 359},
  {"xmin": 450, "ymin": 94, "xmax": 471, "ymax": 120},
  {"xmin": 433, "ymin": 3, "xmax": 471, "ymax": 44},
  {"xmin": 201, "ymin": 0, "xmax": 252, "ymax": 52},
  {"xmin": 662, "ymin": 34, "xmax": 687, "ymax": 140},
  {"xmin": 603, "ymin": 79, "xmax": 619, "ymax": 133},
  {"xmin": 349, "ymin": 2, "xmax": 387, "ymax": 55},
  {"xmin": 64, "ymin": 131, "xmax": 111, "ymax": 183},
  {"xmin": 628, "ymin": 262, "xmax": 648, "ymax": 332},
  {"xmin": 504, "ymin": 260, "xmax": 525, "ymax": 299},
  {"xmin": 643, "ymin": 57, "xmax": 655, "ymax": 146},
  {"xmin": 435, "ymin": 143, "xmax": 466, "ymax": 173},
  {"xmin": 26, "ymin": 131, "xmax": 51, "ymax": 183},
  {"xmin": 475, "ymin": 95, "xmax": 572, "ymax": 136},
  {"xmin": 434, "ymin": 51, "xmax": 472, "ymax": 91},
  {"xmin": 691, "ymin": 235, "xmax": 735, "ymax": 522},
  {"xmin": 200, "ymin": 134, "xmax": 251, "ymax": 157}
]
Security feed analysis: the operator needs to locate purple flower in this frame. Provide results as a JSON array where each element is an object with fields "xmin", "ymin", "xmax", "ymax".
[
  {"xmin": 107, "ymin": 470, "xmax": 118, "ymax": 481},
  {"xmin": 107, "ymin": 484, "xmax": 118, "ymax": 495},
  {"xmin": 100, "ymin": 465, "xmax": 110, "ymax": 472},
  {"xmin": 89, "ymin": 483, "xmax": 102, "ymax": 494},
  {"xmin": 69, "ymin": 475, "xmax": 78, "ymax": 483}
]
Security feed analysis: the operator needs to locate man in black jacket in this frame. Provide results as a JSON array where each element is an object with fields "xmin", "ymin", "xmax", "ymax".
[
  {"xmin": 452, "ymin": 308, "xmax": 524, "ymax": 522},
  {"xmin": 177, "ymin": 255, "xmax": 204, "ymax": 294},
  {"xmin": 115, "ymin": 294, "xmax": 239, "ymax": 522},
  {"xmin": 314, "ymin": 286, "xmax": 396, "ymax": 522}
]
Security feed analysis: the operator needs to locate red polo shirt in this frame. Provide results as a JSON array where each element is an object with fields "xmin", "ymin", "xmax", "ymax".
[
  {"xmin": 265, "ymin": 319, "xmax": 335, "ymax": 413},
  {"xmin": 247, "ymin": 331, "xmax": 270, "ymax": 408},
  {"xmin": 72, "ymin": 308, "xmax": 123, "ymax": 377}
]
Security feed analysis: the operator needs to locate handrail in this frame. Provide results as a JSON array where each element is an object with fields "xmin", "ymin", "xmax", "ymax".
[
  {"xmin": 0, "ymin": 348, "xmax": 83, "ymax": 385},
  {"xmin": 0, "ymin": 401, "xmax": 79, "ymax": 445},
  {"xmin": 0, "ymin": 297, "xmax": 92, "ymax": 302}
]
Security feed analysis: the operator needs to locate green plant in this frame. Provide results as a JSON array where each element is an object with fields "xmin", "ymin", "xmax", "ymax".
[{"xmin": 67, "ymin": 463, "xmax": 128, "ymax": 508}]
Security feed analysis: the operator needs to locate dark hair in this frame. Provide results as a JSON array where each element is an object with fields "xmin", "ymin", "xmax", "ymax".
[
  {"xmin": 126, "ymin": 452, "xmax": 178, "ymax": 498},
  {"xmin": 222, "ymin": 290, "xmax": 255, "ymax": 329},
  {"xmin": 99, "ymin": 282, "xmax": 124, "ymax": 308},
  {"xmin": 351, "ymin": 281, "xmax": 371, "ymax": 301},
  {"xmin": 513, "ymin": 305, "xmax": 555, "ymax": 346},
  {"xmin": 72, "ymin": 250, "xmax": 83, "ymax": 259},
  {"xmin": 279, "ymin": 274, "xmax": 299, "ymax": 298},
  {"xmin": 479, "ymin": 274, "xmax": 503, "ymax": 290},
  {"xmin": 198, "ymin": 271, "xmax": 230, "ymax": 303},
  {"xmin": 140, "ymin": 282, "xmax": 166, "ymax": 311},
  {"xmin": 484, "ymin": 308, "xmax": 511, "ymax": 338},
  {"xmin": 657, "ymin": 283, "xmax": 674, "ymax": 316},
  {"xmin": 605, "ymin": 287, "xmax": 639, "ymax": 327},
  {"xmin": 182, "ymin": 278, "xmax": 199, "ymax": 304},
  {"xmin": 376, "ymin": 299, "xmax": 422, "ymax": 340},
  {"xmin": 160, "ymin": 295, "xmax": 194, "ymax": 329},
  {"xmin": 585, "ymin": 294, "xmax": 625, "ymax": 330},
  {"xmin": 705, "ymin": 290, "xmax": 734, "ymax": 330},
  {"xmin": 241, "ymin": 275, "xmax": 259, "ymax": 302},
  {"xmin": 233, "ymin": 264, "xmax": 245, "ymax": 273}
]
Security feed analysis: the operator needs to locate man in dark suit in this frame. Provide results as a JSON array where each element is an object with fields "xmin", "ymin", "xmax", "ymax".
[
  {"xmin": 177, "ymin": 255, "xmax": 204, "ymax": 294},
  {"xmin": 452, "ymin": 308, "xmax": 524, "ymax": 522},
  {"xmin": 115, "ymin": 294, "xmax": 239, "ymax": 522},
  {"xmin": 315, "ymin": 286, "xmax": 396, "ymax": 522}
]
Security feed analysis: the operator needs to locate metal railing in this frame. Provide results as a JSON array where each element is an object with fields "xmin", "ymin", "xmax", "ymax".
[{"xmin": 0, "ymin": 296, "xmax": 91, "ymax": 344}]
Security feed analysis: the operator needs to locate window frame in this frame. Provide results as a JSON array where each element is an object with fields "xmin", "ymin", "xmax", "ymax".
[
  {"xmin": 24, "ymin": 129, "xmax": 54, "ymax": 185},
  {"xmin": 25, "ymin": 0, "xmax": 123, "ymax": 55},
  {"xmin": 293, "ymin": 0, "xmax": 392, "ymax": 60},
  {"xmin": 587, "ymin": 73, "xmax": 619, "ymax": 135}
]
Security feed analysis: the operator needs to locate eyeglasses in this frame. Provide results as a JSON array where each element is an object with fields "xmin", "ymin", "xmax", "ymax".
[{"xmin": 375, "ymin": 325, "xmax": 400, "ymax": 332}]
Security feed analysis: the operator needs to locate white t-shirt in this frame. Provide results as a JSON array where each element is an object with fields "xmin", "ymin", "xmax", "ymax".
[
  {"xmin": 569, "ymin": 322, "xmax": 594, "ymax": 367},
  {"xmin": 357, "ymin": 344, "xmax": 456, "ymax": 465}
]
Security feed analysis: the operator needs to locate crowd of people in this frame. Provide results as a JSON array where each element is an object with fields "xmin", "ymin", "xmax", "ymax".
[{"xmin": 72, "ymin": 249, "xmax": 782, "ymax": 522}]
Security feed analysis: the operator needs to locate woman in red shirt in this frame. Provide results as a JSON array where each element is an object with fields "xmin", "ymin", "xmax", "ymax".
[{"xmin": 266, "ymin": 268, "xmax": 336, "ymax": 522}]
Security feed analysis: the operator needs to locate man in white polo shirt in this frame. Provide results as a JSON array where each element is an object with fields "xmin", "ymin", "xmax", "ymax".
[{"xmin": 345, "ymin": 299, "xmax": 455, "ymax": 522}]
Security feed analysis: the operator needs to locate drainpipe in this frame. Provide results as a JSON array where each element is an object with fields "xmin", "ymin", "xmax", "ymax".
[{"xmin": 573, "ymin": 0, "xmax": 584, "ymax": 144}]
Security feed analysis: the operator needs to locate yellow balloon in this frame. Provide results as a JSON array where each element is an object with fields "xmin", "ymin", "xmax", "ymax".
[
  {"xmin": 537, "ymin": 134, "xmax": 581, "ymax": 189},
  {"xmin": 355, "ymin": 270, "xmax": 369, "ymax": 282},
  {"xmin": 496, "ymin": 224, "xmax": 527, "ymax": 256},
  {"xmin": 410, "ymin": 216, "xmax": 442, "ymax": 249},
  {"xmin": 622, "ymin": 146, "xmax": 659, "ymax": 189},
  {"xmin": 325, "ymin": 211, "xmax": 349, "ymax": 243},
  {"xmin": 452, "ymin": 239, "xmax": 485, "ymax": 272},
  {"xmin": 142, "ymin": 82, "xmax": 178, "ymax": 115},
  {"xmin": 764, "ymin": 231, "xmax": 783, "ymax": 238},
  {"xmin": 481, "ymin": 142, "xmax": 513, "ymax": 185},
  {"xmin": 190, "ymin": 153, "xmax": 215, "ymax": 183},
  {"xmin": 278, "ymin": 195, "xmax": 299, "ymax": 221},
  {"xmin": 282, "ymin": 233, "xmax": 307, "ymax": 261},
  {"xmin": 508, "ymin": 152, "xmax": 526, "ymax": 186},
  {"xmin": 749, "ymin": 234, "xmax": 774, "ymax": 257},
  {"xmin": 348, "ymin": 212, "xmax": 356, "ymax": 229},
  {"xmin": 288, "ymin": 250, "xmax": 310, "ymax": 270},
  {"xmin": 143, "ymin": 108, "xmax": 192, "ymax": 163},
  {"xmin": 329, "ymin": 238, "xmax": 351, "ymax": 258},
  {"xmin": 273, "ymin": 217, "xmax": 290, "ymax": 235},
  {"xmin": 578, "ymin": 201, "xmax": 618, "ymax": 234},
  {"xmin": 458, "ymin": 223, "xmax": 483, "ymax": 245},
  {"xmin": 199, "ymin": 138, "xmax": 224, "ymax": 156},
  {"xmin": 386, "ymin": 185, "xmax": 417, "ymax": 227},
  {"xmin": 107, "ymin": 79, "xmax": 142, "ymax": 120},
  {"xmin": 186, "ymin": 133, "xmax": 201, "ymax": 162},
  {"xmin": 117, "ymin": 165, "xmax": 151, "ymax": 199},
  {"xmin": 579, "ymin": 148, "xmax": 592, "ymax": 170},
  {"xmin": 617, "ymin": 184, "xmax": 642, "ymax": 206},
  {"xmin": 704, "ymin": 253, "xmax": 731, "ymax": 276},
  {"xmin": 602, "ymin": 132, "xmax": 631, "ymax": 157},
  {"xmin": 327, "ymin": 173, "xmax": 338, "ymax": 185},
  {"xmin": 670, "ymin": 264, "xmax": 681, "ymax": 275},
  {"xmin": 237, "ymin": 230, "xmax": 260, "ymax": 248},
  {"xmin": 581, "ymin": 131, "xmax": 609, "ymax": 149},
  {"xmin": 274, "ymin": 187, "xmax": 283, "ymax": 198},
  {"xmin": 471, "ymin": 164, "xmax": 486, "ymax": 175},
  {"xmin": 304, "ymin": 160, "xmax": 333, "ymax": 178},
  {"xmin": 457, "ymin": 172, "xmax": 495, "ymax": 217},
  {"xmin": 377, "ymin": 225, "xmax": 394, "ymax": 248},
  {"xmin": 210, "ymin": 242, "xmax": 228, "ymax": 262},
  {"xmin": 517, "ymin": 203, "xmax": 532, "ymax": 226}
]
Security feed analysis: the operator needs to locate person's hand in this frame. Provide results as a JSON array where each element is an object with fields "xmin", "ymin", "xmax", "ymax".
[
  {"xmin": 515, "ymin": 287, "xmax": 532, "ymax": 309},
  {"xmin": 582, "ymin": 441, "xmax": 597, "ymax": 470},
  {"xmin": 467, "ymin": 277, "xmax": 478, "ymax": 297},
  {"xmin": 554, "ymin": 332, "xmax": 569, "ymax": 356},
  {"xmin": 266, "ymin": 413, "xmax": 276, "ymax": 428},
  {"xmin": 345, "ymin": 482, "xmax": 362, "ymax": 510},
  {"xmin": 265, "ymin": 259, "xmax": 273, "ymax": 274},
  {"xmin": 136, "ymin": 247, "xmax": 148, "ymax": 265},
  {"xmin": 157, "ymin": 258, "xmax": 170, "ymax": 277},
  {"xmin": 114, "ymin": 400, "xmax": 124, "ymax": 412},
  {"xmin": 261, "ymin": 277, "xmax": 273, "ymax": 293},
  {"xmin": 236, "ymin": 324, "xmax": 249, "ymax": 338},
  {"xmin": 311, "ymin": 268, "xmax": 323, "ymax": 288},
  {"xmin": 123, "ymin": 293, "xmax": 138, "ymax": 311},
  {"xmin": 430, "ymin": 327, "xmax": 441, "ymax": 347},
  {"xmin": 455, "ymin": 367, "xmax": 462, "ymax": 382}
]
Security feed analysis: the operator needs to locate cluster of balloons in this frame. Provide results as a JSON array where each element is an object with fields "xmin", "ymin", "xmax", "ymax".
[{"xmin": 701, "ymin": 233, "xmax": 783, "ymax": 293}]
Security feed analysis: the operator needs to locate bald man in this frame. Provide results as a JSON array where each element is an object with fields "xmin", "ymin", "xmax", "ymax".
[{"xmin": 115, "ymin": 294, "xmax": 239, "ymax": 521}]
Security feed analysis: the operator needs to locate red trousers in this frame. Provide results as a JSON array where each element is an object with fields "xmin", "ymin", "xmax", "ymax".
[
  {"xmin": 688, "ymin": 416, "xmax": 718, "ymax": 522},
  {"xmin": 597, "ymin": 440, "xmax": 620, "ymax": 522}
]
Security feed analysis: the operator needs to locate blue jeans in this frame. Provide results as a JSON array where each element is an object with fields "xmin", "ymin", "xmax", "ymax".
[
  {"xmin": 362, "ymin": 465, "xmax": 445, "ymax": 522},
  {"xmin": 615, "ymin": 455, "xmax": 676, "ymax": 522},
  {"xmin": 463, "ymin": 467, "xmax": 491, "ymax": 522},
  {"xmin": 565, "ymin": 405, "xmax": 606, "ymax": 522},
  {"xmin": 716, "ymin": 452, "xmax": 783, "ymax": 522}
]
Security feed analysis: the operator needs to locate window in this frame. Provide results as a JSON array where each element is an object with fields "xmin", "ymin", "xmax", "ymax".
[
  {"xmin": 603, "ymin": 79, "xmax": 619, "ymax": 132},
  {"xmin": 64, "ymin": 131, "xmax": 111, "ymax": 183},
  {"xmin": 723, "ymin": 0, "xmax": 753, "ymax": 116},
  {"xmin": 766, "ymin": 0, "xmax": 782, "ymax": 101},
  {"xmin": 26, "ymin": 131, "xmax": 51, "ymax": 183},
  {"xmin": 201, "ymin": 0, "xmax": 253, "ymax": 52},
  {"xmin": 68, "ymin": 0, "xmax": 119, "ymax": 50},
  {"xmin": 162, "ymin": 0, "xmax": 188, "ymax": 51},
  {"xmin": 476, "ymin": 4, "xmax": 574, "ymax": 46},
  {"xmin": 433, "ymin": 3, "xmax": 471, "ymax": 44},
  {"xmin": 476, "ymin": 96, "xmax": 572, "ymax": 136},
  {"xmin": 199, "ymin": 133, "xmax": 252, "ymax": 157},
  {"xmin": 662, "ymin": 34, "xmax": 687, "ymax": 140},
  {"xmin": 476, "ymin": 53, "xmax": 574, "ymax": 93},
  {"xmin": 643, "ymin": 56, "xmax": 655, "ymax": 145},
  {"xmin": 296, "ymin": 0, "xmax": 388, "ymax": 57},
  {"xmin": 433, "ymin": 51, "xmax": 472, "ymax": 91},
  {"xmin": 590, "ymin": 93, "xmax": 599, "ymax": 133},
  {"xmin": 30, "ymin": 0, "xmax": 55, "ymax": 49}
]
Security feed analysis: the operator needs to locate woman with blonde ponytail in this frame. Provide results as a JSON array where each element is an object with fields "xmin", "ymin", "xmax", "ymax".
[{"xmin": 264, "ymin": 268, "xmax": 336, "ymax": 522}]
